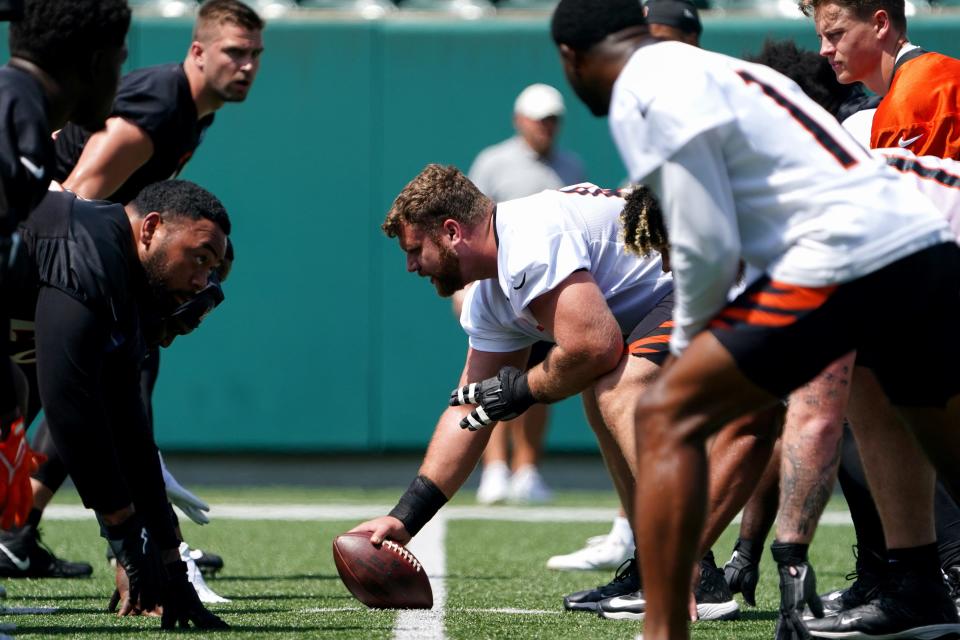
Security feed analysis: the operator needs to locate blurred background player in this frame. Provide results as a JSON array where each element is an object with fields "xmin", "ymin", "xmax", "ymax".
[
  {"xmin": 0, "ymin": 0, "xmax": 131, "ymax": 591},
  {"xmin": 464, "ymin": 82, "xmax": 584, "ymax": 506},
  {"xmin": 0, "ymin": 0, "xmax": 263, "ymax": 597},
  {"xmin": 545, "ymin": 0, "xmax": 702, "ymax": 572}
]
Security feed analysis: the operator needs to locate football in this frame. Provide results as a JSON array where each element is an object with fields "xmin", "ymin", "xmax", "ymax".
[{"xmin": 332, "ymin": 531, "xmax": 433, "ymax": 609}]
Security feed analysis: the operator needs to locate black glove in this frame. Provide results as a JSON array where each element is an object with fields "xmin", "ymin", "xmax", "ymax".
[
  {"xmin": 772, "ymin": 542, "xmax": 822, "ymax": 640},
  {"xmin": 105, "ymin": 514, "xmax": 164, "ymax": 613},
  {"xmin": 161, "ymin": 559, "xmax": 229, "ymax": 630},
  {"xmin": 449, "ymin": 366, "xmax": 536, "ymax": 430},
  {"xmin": 724, "ymin": 538, "xmax": 761, "ymax": 606}
]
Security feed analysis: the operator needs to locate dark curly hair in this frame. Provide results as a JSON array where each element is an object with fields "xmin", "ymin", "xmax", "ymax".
[
  {"xmin": 131, "ymin": 180, "xmax": 232, "ymax": 236},
  {"xmin": 9, "ymin": 0, "xmax": 131, "ymax": 73},
  {"xmin": 620, "ymin": 185, "xmax": 667, "ymax": 258},
  {"xmin": 746, "ymin": 39, "xmax": 856, "ymax": 119}
]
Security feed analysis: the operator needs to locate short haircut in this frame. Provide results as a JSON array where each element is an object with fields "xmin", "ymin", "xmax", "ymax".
[
  {"xmin": 620, "ymin": 185, "xmax": 667, "ymax": 257},
  {"xmin": 382, "ymin": 164, "xmax": 492, "ymax": 239},
  {"xmin": 131, "ymin": 180, "xmax": 232, "ymax": 236},
  {"xmin": 551, "ymin": 0, "xmax": 646, "ymax": 51},
  {"xmin": 747, "ymin": 39, "xmax": 856, "ymax": 119},
  {"xmin": 798, "ymin": 0, "xmax": 906, "ymax": 33},
  {"xmin": 194, "ymin": 0, "xmax": 264, "ymax": 42},
  {"xmin": 9, "ymin": 0, "xmax": 131, "ymax": 73}
]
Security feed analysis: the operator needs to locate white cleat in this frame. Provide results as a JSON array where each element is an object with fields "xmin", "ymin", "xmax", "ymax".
[
  {"xmin": 181, "ymin": 543, "xmax": 230, "ymax": 604},
  {"xmin": 547, "ymin": 533, "xmax": 634, "ymax": 571},
  {"xmin": 508, "ymin": 465, "xmax": 553, "ymax": 504},
  {"xmin": 476, "ymin": 461, "xmax": 511, "ymax": 505}
]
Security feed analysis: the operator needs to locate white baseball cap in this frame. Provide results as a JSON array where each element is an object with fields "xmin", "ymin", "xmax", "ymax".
[{"xmin": 514, "ymin": 83, "xmax": 565, "ymax": 120}]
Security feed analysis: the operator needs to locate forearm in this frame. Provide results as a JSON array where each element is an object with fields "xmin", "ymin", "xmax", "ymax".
[{"xmin": 418, "ymin": 405, "xmax": 494, "ymax": 498}]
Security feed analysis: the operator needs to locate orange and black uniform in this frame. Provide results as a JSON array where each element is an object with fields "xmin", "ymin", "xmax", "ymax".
[{"xmin": 872, "ymin": 49, "xmax": 960, "ymax": 159}]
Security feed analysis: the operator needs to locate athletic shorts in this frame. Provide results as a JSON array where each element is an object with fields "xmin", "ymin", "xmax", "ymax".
[
  {"xmin": 527, "ymin": 341, "xmax": 552, "ymax": 368},
  {"xmin": 625, "ymin": 291, "xmax": 674, "ymax": 367},
  {"xmin": 708, "ymin": 242, "xmax": 960, "ymax": 407}
]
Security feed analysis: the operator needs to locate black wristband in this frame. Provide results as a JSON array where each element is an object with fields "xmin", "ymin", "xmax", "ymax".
[
  {"xmin": 771, "ymin": 540, "xmax": 809, "ymax": 566},
  {"xmin": 388, "ymin": 475, "xmax": 448, "ymax": 537},
  {"xmin": 512, "ymin": 370, "xmax": 537, "ymax": 408}
]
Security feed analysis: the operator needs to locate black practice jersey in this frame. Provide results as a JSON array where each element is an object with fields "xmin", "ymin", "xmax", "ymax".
[
  {"xmin": 20, "ymin": 191, "xmax": 151, "ymax": 363},
  {"xmin": 52, "ymin": 64, "xmax": 214, "ymax": 204},
  {"xmin": 0, "ymin": 66, "xmax": 54, "ymax": 235}
]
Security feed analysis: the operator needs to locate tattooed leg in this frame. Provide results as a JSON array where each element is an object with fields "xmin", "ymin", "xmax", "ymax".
[{"xmin": 776, "ymin": 352, "xmax": 854, "ymax": 544}]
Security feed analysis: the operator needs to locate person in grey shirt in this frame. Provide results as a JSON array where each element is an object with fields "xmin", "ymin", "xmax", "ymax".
[
  {"xmin": 461, "ymin": 83, "xmax": 585, "ymax": 508},
  {"xmin": 468, "ymin": 83, "xmax": 585, "ymax": 202}
]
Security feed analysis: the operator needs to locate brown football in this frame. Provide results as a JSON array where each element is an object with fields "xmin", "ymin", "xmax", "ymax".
[{"xmin": 332, "ymin": 531, "xmax": 433, "ymax": 609}]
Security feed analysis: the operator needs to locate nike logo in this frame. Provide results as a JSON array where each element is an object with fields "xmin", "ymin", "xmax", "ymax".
[
  {"xmin": 839, "ymin": 615, "xmax": 862, "ymax": 625},
  {"xmin": 19, "ymin": 156, "xmax": 44, "ymax": 180},
  {"xmin": 512, "ymin": 273, "xmax": 526, "ymax": 290},
  {"xmin": 0, "ymin": 542, "xmax": 29, "ymax": 571},
  {"xmin": 898, "ymin": 133, "xmax": 923, "ymax": 148}
]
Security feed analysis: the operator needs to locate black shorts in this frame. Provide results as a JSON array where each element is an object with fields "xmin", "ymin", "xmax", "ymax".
[
  {"xmin": 526, "ymin": 341, "xmax": 552, "ymax": 369},
  {"xmin": 625, "ymin": 291, "xmax": 674, "ymax": 367},
  {"xmin": 709, "ymin": 242, "xmax": 960, "ymax": 407}
]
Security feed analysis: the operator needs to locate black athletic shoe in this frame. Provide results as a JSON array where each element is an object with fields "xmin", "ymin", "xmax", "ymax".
[
  {"xmin": 597, "ymin": 553, "xmax": 739, "ymax": 621},
  {"xmin": 183, "ymin": 546, "xmax": 224, "ymax": 578},
  {"xmin": 806, "ymin": 572, "xmax": 960, "ymax": 639},
  {"xmin": 694, "ymin": 552, "xmax": 741, "ymax": 621},
  {"xmin": 0, "ymin": 526, "xmax": 92, "ymax": 578},
  {"xmin": 808, "ymin": 545, "xmax": 885, "ymax": 620},
  {"xmin": 563, "ymin": 558, "xmax": 640, "ymax": 612}
]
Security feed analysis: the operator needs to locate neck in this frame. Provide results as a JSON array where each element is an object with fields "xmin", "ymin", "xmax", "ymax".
[
  {"xmin": 9, "ymin": 57, "xmax": 72, "ymax": 130},
  {"xmin": 873, "ymin": 37, "xmax": 910, "ymax": 96},
  {"xmin": 464, "ymin": 204, "xmax": 500, "ymax": 282},
  {"xmin": 183, "ymin": 56, "xmax": 223, "ymax": 119}
]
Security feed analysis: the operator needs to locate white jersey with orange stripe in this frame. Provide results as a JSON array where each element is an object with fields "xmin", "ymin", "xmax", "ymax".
[
  {"xmin": 609, "ymin": 41, "xmax": 953, "ymax": 354},
  {"xmin": 460, "ymin": 184, "xmax": 673, "ymax": 353},
  {"xmin": 876, "ymin": 147, "xmax": 960, "ymax": 240}
]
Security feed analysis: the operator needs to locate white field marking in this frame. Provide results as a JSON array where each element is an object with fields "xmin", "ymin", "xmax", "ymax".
[
  {"xmin": 394, "ymin": 515, "xmax": 446, "ymax": 640},
  {"xmin": 303, "ymin": 606, "xmax": 560, "ymax": 616},
  {"xmin": 43, "ymin": 504, "xmax": 855, "ymax": 525}
]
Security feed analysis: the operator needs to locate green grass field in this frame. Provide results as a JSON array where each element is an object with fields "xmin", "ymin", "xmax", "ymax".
[{"xmin": 4, "ymin": 488, "xmax": 856, "ymax": 639}]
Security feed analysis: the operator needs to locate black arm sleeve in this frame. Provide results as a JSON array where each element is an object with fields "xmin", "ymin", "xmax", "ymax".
[{"xmin": 34, "ymin": 288, "xmax": 178, "ymax": 549}]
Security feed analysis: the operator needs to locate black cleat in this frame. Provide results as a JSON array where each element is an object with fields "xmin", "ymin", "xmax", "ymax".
[
  {"xmin": 725, "ymin": 539, "xmax": 761, "ymax": 607},
  {"xmin": 807, "ymin": 545, "xmax": 885, "ymax": 620},
  {"xmin": 807, "ymin": 571, "xmax": 960, "ymax": 639},
  {"xmin": 694, "ymin": 552, "xmax": 741, "ymax": 621},
  {"xmin": 183, "ymin": 546, "xmax": 224, "ymax": 578},
  {"xmin": 596, "ymin": 552, "xmax": 739, "ymax": 621},
  {"xmin": 0, "ymin": 526, "xmax": 92, "ymax": 578},
  {"xmin": 943, "ymin": 566, "xmax": 960, "ymax": 617},
  {"xmin": 563, "ymin": 558, "xmax": 639, "ymax": 612}
]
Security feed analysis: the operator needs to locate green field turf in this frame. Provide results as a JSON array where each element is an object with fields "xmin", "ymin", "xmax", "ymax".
[{"xmin": 4, "ymin": 488, "xmax": 856, "ymax": 639}]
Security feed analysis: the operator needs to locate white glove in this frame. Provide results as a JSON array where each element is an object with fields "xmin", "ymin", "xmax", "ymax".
[{"xmin": 159, "ymin": 453, "xmax": 210, "ymax": 525}]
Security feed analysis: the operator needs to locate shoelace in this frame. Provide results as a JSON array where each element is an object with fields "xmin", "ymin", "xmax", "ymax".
[{"xmin": 612, "ymin": 558, "xmax": 636, "ymax": 583}]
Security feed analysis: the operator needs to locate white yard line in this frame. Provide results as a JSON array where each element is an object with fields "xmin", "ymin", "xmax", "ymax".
[
  {"xmin": 394, "ymin": 515, "xmax": 446, "ymax": 640},
  {"xmin": 43, "ymin": 503, "xmax": 854, "ymax": 525}
]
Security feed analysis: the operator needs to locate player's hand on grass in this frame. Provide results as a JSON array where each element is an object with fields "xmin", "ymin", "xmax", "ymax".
[
  {"xmin": 773, "ymin": 560, "xmax": 821, "ymax": 640},
  {"xmin": 109, "ymin": 562, "xmax": 161, "ymax": 616},
  {"xmin": 161, "ymin": 559, "xmax": 229, "ymax": 630},
  {"xmin": 106, "ymin": 514, "xmax": 165, "ymax": 615},
  {"xmin": 348, "ymin": 516, "xmax": 411, "ymax": 545},
  {"xmin": 449, "ymin": 366, "xmax": 536, "ymax": 430},
  {"xmin": 724, "ymin": 542, "xmax": 761, "ymax": 607}
]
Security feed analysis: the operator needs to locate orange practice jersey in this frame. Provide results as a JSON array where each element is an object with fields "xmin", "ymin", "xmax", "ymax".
[{"xmin": 872, "ymin": 51, "xmax": 960, "ymax": 159}]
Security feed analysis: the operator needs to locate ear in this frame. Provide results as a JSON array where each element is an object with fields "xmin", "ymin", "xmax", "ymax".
[
  {"xmin": 189, "ymin": 41, "xmax": 205, "ymax": 69},
  {"xmin": 559, "ymin": 43, "xmax": 577, "ymax": 66},
  {"xmin": 442, "ymin": 219, "xmax": 463, "ymax": 244},
  {"xmin": 873, "ymin": 9, "xmax": 891, "ymax": 39},
  {"xmin": 140, "ymin": 212, "xmax": 163, "ymax": 248}
]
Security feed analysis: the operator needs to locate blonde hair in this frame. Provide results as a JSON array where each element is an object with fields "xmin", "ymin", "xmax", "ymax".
[{"xmin": 383, "ymin": 164, "xmax": 492, "ymax": 239}]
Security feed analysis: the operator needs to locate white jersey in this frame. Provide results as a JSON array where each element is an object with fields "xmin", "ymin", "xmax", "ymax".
[
  {"xmin": 875, "ymin": 147, "xmax": 960, "ymax": 240},
  {"xmin": 460, "ymin": 184, "xmax": 673, "ymax": 353},
  {"xmin": 609, "ymin": 41, "xmax": 953, "ymax": 354}
]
